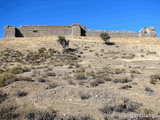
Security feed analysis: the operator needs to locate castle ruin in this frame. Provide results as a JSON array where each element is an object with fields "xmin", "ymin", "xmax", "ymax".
[{"xmin": 4, "ymin": 24, "xmax": 156, "ymax": 38}]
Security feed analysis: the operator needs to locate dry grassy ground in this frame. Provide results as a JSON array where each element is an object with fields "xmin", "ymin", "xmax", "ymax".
[{"xmin": 0, "ymin": 36, "xmax": 160, "ymax": 120}]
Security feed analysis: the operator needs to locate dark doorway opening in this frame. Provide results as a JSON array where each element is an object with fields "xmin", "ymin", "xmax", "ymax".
[{"xmin": 16, "ymin": 28, "xmax": 23, "ymax": 37}]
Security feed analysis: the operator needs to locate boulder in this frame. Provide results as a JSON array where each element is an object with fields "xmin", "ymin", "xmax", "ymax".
[{"xmin": 138, "ymin": 27, "xmax": 156, "ymax": 37}]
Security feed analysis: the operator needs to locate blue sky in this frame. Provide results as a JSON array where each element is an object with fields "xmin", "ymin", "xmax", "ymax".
[{"xmin": 0, "ymin": 0, "xmax": 160, "ymax": 38}]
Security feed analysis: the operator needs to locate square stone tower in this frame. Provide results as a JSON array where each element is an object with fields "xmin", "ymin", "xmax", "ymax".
[
  {"xmin": 4, "ymin": 25, "xmax": 16, "ymax": 38},
  {"xmin": 72, "ymin": 24, "xmax": 81, "ymax": 36}
]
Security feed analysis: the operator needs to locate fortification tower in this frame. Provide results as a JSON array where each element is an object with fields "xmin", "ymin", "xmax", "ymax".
[
  {"xmin": 4, "ymin": 25, "xmax": 16, "ymax": 38},
  {"xmin": 72, "ymin": 24, "xmax": 81, "ymax": 36}
]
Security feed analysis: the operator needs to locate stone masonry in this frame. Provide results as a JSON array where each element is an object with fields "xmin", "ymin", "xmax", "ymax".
[
  {"xmin": 4, "ymin": 24, "xmax": 156, "ymax": 38},
  {"xmin": 138, "ymin": 27, "xmax": 156, "ymax": 37}
]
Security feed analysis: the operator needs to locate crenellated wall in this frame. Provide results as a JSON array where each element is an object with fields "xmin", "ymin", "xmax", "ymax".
[{"xmin": 4, "ymin": 24, "xmax": 139, "ymax": 38}]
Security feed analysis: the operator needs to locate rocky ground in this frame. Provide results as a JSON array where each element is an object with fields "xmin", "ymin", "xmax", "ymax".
[{"xmin": 0, "ymin": 36, "xmax": 160, "ymax": 120}]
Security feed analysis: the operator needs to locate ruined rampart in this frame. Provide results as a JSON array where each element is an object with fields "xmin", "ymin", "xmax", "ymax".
[{"xmin": 3, "ymin": 24, "xmax": 156, "ymax": 38}]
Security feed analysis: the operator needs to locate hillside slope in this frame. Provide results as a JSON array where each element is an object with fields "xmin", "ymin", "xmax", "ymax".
[{"xmin": 0, "ymin": 36, "xmax": 160, "ymax": 120}]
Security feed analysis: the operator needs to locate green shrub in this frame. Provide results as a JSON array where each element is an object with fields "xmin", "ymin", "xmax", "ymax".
[
  {"xmin": 100, "ymin": 32, "xmax": 111, "ymax": 44},
  {"xmin": 57, "ymin": 36, "xmax": 69, "ymax": 50}
]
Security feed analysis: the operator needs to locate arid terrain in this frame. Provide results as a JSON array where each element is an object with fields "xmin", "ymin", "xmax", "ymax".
[{"xmin": 0, "ymin": 36, "xmax": 160, "ymax": 120}]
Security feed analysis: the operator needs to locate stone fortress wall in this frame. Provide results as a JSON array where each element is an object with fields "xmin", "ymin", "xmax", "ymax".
[{"xmin": 4, "ymin": 24, "xmax": 156, "ymax": 38}]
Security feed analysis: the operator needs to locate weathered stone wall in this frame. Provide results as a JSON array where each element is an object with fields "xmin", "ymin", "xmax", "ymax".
[
  {"xmin": 17, "ymin": 25, "xmax": 72, "ymax": 37},
  {"xmin": 4, "ymin": 25, "xmax": 16, "ymax": 38},
  {"xmin": 86, "ymin": 30, "xmax": 136, "ymax": 37},
  {"xmin": 107, "ymin": 31, "xmax": 136, "ymax": 37}
]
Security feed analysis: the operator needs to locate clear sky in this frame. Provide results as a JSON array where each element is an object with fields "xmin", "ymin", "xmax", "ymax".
[{"xmin": 0, "ymin": 0, "xmax": 160, "ymax": 38}]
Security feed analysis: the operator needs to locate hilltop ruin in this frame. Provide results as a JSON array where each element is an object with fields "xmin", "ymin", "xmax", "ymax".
[{"xmin": 4, "ymin": 24, "xmax": 156, "ymax": 38}]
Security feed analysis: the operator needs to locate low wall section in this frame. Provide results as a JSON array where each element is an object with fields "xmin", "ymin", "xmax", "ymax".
[{"xmin": 86, "ymin": 30, "xmax": 136, "ymax": 37}]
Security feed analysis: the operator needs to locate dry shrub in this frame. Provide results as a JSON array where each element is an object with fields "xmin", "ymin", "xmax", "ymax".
[
  {"xmin": 0, "ymin": 72, "xmax": 16, "ymax": 87},
  {"xmin": 0, "ymin": 91, "xmax": 8, "ymax": 103},
  {"xmin": 0, "ymin": 105, "xmax": 19, "ymax": 119},
  {"xmin": 100, "ymin": 98, "xmax": 142, "ymax": 114},
  {"xmin": 150, "ymin": 73, "xmax": 160, "ymax": 84},
  {"xmin": 90, "ymin": 79, "xmax": 104, "ymax": 87},
  {"xmin": 16, "ymin": 91, "xmax": 28, "ymax": 97},
  {"xmin": 75, "ymin": 73, "xmax": 87, "ymax": 80},
  {"xmin": 113, "ymin": 77, "xmax": 131, "ymax": 83}
]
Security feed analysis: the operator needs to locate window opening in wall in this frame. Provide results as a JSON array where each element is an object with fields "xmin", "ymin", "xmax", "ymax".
[{"xmin": 33, "ymin": 30, "xmax": 38, "ymax": 33}]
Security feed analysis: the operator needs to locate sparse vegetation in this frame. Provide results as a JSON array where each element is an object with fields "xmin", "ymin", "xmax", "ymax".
[
  {"xmin": 0, "ymin": 36, "xmax": 159, "ymax": 119},
  {"xmin": 100, "ymin": 98, "xmax": 141, "ymax": 114},
  {"xmin": 57, "ymin": 36, "xmax": 70, "ymax": 51}
]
